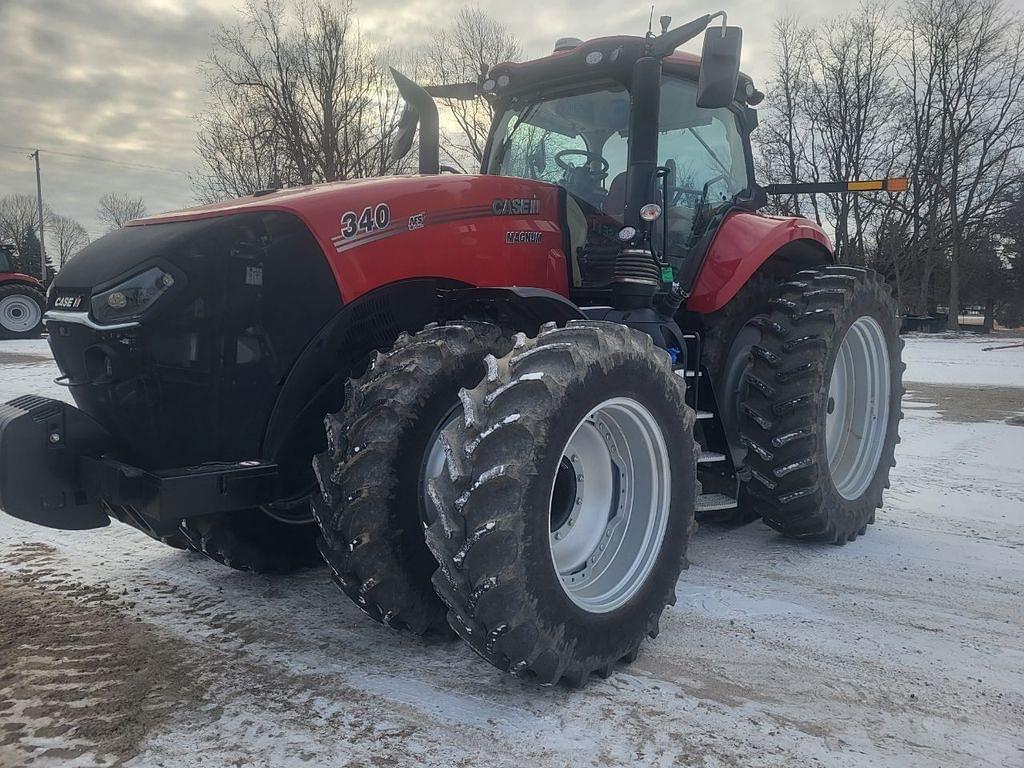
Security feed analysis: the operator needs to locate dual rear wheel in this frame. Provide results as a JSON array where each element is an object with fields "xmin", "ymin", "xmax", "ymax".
[{"xmin": 314, "ymin": 321, "xmax": 696, "ymax": 685}]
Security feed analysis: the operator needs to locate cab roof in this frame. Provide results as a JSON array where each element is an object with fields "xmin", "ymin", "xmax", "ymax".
[{"xmin": 487, "ymin": 34, "xmax": 755, "ymax": 102}]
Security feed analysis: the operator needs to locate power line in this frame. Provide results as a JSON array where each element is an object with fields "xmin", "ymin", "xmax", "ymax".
[{"xmin": 0, "ymin": 144, "xmax": 191, "ymax": 177}]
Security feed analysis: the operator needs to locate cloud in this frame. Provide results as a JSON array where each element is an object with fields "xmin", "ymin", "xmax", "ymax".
[
  {"xmin": 0, "ymin": 0, "xmax": 928, "ymax": 241},
  {"xmin": 0, "ymin": 0, "xmax": 234, "ymax": 238}
]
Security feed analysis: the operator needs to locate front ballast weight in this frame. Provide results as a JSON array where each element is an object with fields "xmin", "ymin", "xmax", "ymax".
[{"xmin": 0, "ymin": 395, "xmax": 281, "ymax": 531}]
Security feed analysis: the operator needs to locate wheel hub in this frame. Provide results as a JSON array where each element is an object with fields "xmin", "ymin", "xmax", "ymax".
[
  {"xmin": 419, "ymin": 406, "xmax": 461, "ymax": 525},
  {"xmin": 825, "ymin": 316, "xmax": 891, "ymax": 500},
  {"xmin": 0, "ymin": 294, "xmax": 41, "ymax": 333},
  {"xmin": 548, "ymin": 397, "xmax": 671, "ymax": 614}
]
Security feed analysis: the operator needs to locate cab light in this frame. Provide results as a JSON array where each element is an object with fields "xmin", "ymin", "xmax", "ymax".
[{"xmin": 640, "ymin": 203, "xmax": 663, "ymax": 221}]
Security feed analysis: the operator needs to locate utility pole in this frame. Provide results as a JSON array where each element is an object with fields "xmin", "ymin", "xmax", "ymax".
[{"xmin": 30, "ymin": 149, "xmax": 47, "ymax": 282}]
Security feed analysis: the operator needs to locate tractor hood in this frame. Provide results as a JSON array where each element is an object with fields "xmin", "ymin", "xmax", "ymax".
[{"xmin": 54, "ymin": 174, "xmax": 570, "ymax": 308}]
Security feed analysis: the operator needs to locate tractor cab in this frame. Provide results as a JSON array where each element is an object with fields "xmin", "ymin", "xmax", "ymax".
[
  {"xmin": 482, "ymin": 55, "xmax": 757, "ymax": 287},
  {"xmin": 392, "ymin": 12, "xmax": 760, "ymax": 301}
]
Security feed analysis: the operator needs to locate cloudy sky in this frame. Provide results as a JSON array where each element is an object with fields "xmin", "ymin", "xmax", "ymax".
[{"xmin": 3, "ymin": 0, "xmax": 1020, "ymax": 242}]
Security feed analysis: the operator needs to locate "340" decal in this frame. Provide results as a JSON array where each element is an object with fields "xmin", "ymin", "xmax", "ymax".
[{"xmin": 339, "ymin": 203, "xmax": 391, "ymax": 239}]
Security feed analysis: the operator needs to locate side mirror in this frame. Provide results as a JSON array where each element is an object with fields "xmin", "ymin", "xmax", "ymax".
[
  {"xmin": 696, "ymin": 26, "xmax": 742, "ymax": 109},
  {"xmin": 390, "ymin": 104, "xmax": 418, "ymax": 163}
]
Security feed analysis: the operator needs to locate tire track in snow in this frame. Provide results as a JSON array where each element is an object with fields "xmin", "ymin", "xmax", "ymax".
[{"xmin": 0, "ymin": 544, "xmax": 204, "ymax": 768}]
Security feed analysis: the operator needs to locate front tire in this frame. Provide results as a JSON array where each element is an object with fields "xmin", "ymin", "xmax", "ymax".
[
  {"xmin": 313, "ymin": 322, "xmax": 509, "ymax": 635},
  {"xmin": 425, "ymin": 322, "xmax": 696, "ymax": 686},
  {"xmin": 739, "ymin": 266, "xmax": 903, "ymax": 543},
  {"xmin": 178, "ymin": 509, "xmax": 321, "ymax": 574}
]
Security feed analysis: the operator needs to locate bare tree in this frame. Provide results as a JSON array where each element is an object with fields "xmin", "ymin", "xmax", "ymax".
[
  {"xmin": 0, "ymin": 194, "xmax": 54, "ymax": 273},
  {"xmin": 756, "ymin": 14, "xmax": 815, "ymax": 218},
  {"xmin": 193, "ymin": 0, "xmax": 413, "ymax": 201},
  {"xmin": 50, "ymin": 215, "xmax": 90, "ymax": 268},
  {"xmin": 804, "ymin": 1, "xmax": 902, "ymax": 264},
  {"xmin": 925, "ymin": 0, "xmax": 1024, "ymax": 329},
  {"xmin": 193, "ymin": 83, "xmax": 294, "ymax": 201},
  {"xmin": 97, "ymin": 193, "xmax": 148, "ymax": 231},
  {"xmin": 425, "ymin": 6, "xmax": 521, "ymax": 171}
]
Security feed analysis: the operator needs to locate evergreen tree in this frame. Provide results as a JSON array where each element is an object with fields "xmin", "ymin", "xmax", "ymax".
[{"xmin": 15, "ymin": 225, "xmax": 54, "ymax": 280}]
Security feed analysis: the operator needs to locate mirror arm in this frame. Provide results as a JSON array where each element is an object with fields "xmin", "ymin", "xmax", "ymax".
[{"xmin": 648, "ymin": 12, "xmax": 719, "ymax": 57}]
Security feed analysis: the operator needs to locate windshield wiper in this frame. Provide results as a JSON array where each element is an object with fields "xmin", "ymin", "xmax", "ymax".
[{"xmin": 686, "ymin": 127, "xmax": 731, "ymax": 178}]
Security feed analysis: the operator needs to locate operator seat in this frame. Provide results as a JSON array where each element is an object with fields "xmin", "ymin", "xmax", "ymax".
[{"xmin": 603, "ymin": 172, "xmax": 627, "ymax": 221}]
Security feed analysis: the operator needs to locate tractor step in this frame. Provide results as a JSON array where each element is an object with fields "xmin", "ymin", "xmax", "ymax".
[
  {"xmin": 697, "ymin": 450, "xmax": 726, "ymax": 464},
  {"xmin": 695, "ymin": 410, "xmax": 712, "ymax": 420},
  {"xmin": 695, "ymin": 492, "xmax": 739, "ymax": 512}
]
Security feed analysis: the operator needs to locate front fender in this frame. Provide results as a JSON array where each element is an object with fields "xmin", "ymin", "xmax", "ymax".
[{"xmin": 688, "ymin": 212, "xmax": 833, "ymax": 314}]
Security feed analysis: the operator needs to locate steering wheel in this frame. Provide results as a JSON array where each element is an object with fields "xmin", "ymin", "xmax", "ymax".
[{"xmin": 554, "ymin": 149, "xmax": 610, "ymax": 179}]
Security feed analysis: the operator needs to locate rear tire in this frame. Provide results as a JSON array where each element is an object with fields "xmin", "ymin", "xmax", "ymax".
[
  {"xmin": 313, "ymin": 322, "xmax": 510, "ymax": 635},
  {"xmin": 0, "ymin": 284, "xmax": 45, "ymax": 340},
  {"xmin": 179, "ymin": 509, "xmax": 321, "ymax": 574},
  {"xmin": 699, "ymin": 271, "xmax": 780, "ymax": 525},
  {"xmin": 739, "ymin": 266, "xmax": 903, "ymax": 543},
  {"xmin": 425, "ymin": 321, "xmax": 696, "ymax": 686}
]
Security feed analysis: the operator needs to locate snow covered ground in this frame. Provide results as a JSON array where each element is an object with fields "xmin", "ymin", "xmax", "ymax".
[
  {"xmin": 0, "ymin": 335, "xmax": 1022, "ymax": 768},
  {"xmin": 901, "ymin": 331, "xmax": 1024, "ymax": 386}
]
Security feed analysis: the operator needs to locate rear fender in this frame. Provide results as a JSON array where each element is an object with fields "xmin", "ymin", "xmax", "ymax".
[
  {"xmin": 688, "ymin": 212, "xmax": 833, "ymax": 314},
  {"xmin": 0, "ymin": 275, "xmax": 45, "ymax": 291}
]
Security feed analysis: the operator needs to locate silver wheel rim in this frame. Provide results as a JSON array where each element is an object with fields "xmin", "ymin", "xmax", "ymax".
[
  {"xmin": 825, "ymin": 316, "xmax": 891, "ymax": 500},
  {"xmin": 548, "ymin": 397, "xmax": 671, "ymax": 614},
  {"xmin": 0, "ymin": 294, "xmax": 41, "ymax": 333},
  {"xmin": 420, "ymin": 408, "xmax": 460, "ymax": 523}
]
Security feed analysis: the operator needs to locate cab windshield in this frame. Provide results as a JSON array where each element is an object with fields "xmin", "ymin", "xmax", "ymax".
[
  {"xmin": 486, "ymin": 76, "xmax": 749, "ymax": 253},
  {"xmin": 0, "ymin": 248, "xmax": 13, "ymax": 274}
]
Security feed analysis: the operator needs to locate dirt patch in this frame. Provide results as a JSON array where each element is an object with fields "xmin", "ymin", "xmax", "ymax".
[
  {"xmin": 904, "ymin": 382, "xmax": 1024, "ymax": 425},
  {"xmin": 0, "ymin": 548, "xmax": 205, "ymax": 767},
  {"xmin": 0, "ymin": 351, "xmax": 53, "ymax": 366}
]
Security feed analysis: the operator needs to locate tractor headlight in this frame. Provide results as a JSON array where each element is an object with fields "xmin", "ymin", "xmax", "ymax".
[{"xmin": 91, "ymin": 266, "xmax": 176, "ymax": 324}]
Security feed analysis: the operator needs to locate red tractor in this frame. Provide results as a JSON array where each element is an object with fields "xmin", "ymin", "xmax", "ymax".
[
  {"xmin": 0, "ymin": 13, "xmax": 904, "ymax": 685},
  {"xmin": 0, "ymin": 244, "xmax": 46, "ymax": 339}
]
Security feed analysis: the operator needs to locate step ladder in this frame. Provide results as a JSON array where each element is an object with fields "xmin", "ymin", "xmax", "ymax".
[{"xmin": 677, "ymin": 335, "xmax": 740, "ymax": 518}]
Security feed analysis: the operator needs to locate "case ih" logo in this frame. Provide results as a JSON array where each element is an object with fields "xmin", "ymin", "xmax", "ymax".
[
  {"xmin": 492, "ymin": 198, "xmax": 540, "ymax": 216},
  {"xmin": 53, "ymin": 295, "xmax": 83, "ymax": 310}
]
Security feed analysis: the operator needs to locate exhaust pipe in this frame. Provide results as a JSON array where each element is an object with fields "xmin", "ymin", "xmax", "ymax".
[{"xmin": 389, "ymin": 68, "xmax": 440, "ymax": 175}]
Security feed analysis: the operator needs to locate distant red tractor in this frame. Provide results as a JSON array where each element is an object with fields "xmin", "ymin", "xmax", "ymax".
[
  {"xmin": 0, "ymin": 244, "xmax": 46, "ymax": 339},
  {"xmin": 0, "ymin": 12, "xmax": 904, "ymax": 685}
]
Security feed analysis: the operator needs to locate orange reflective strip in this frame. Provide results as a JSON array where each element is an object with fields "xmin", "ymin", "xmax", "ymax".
[
  {"xmin": 886, "ymin": 177, "xmax": 909, "ymax": 192},
  {"xmin": 847, "ymin": 180, "xmax": 884, "ymax": 191}
]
